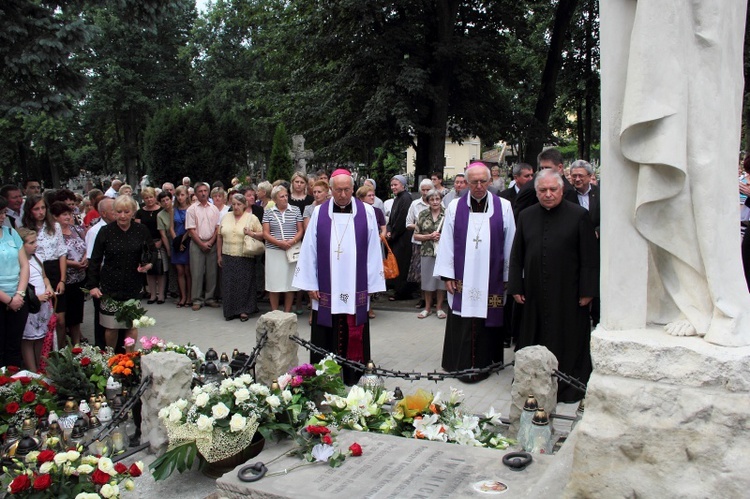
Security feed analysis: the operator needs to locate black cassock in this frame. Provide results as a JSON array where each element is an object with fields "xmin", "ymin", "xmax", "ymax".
[
  {"xmin": 310, "ymin": 310, "xmax": 371, "ymax": 386},
  {"xmin": 508, "ymin": 200, "xmax": 599, "ymax": 403}
]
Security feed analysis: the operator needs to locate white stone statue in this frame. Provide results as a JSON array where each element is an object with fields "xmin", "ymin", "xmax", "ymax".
[{"xmin": 601, "ymin": 0, "xmax": 750, "ymax": 346}]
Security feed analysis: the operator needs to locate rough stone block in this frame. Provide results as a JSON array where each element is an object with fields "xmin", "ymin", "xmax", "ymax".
[
  {"xmin": 510, "ymin": 346, "xmax": 558, "ymax": 437},
  {"xmin": 141, "ymin": 352, "xmax": 193, "ymax": 453},
  {"xmin": 255, "ymin": 311, "xmax": 299, "ymax": 386}
]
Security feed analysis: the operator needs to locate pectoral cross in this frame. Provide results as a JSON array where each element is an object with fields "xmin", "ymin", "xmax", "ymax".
[
  {"xmin": 472, "ymin": 235, "xmax": 482, "ymax": 249},
  {"xmin": 334, "ymin": 245, "xmax": 344, "ymax": 260}
]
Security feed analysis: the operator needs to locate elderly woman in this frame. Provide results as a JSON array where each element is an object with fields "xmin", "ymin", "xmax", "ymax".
[
  {"xmin": 256, "ymin": 181, "xmax": 274, "ymax": 211},
  {"xmin": 87, "ymin": 195, "xmax": 157, "ymax": 349},
  {"xmin": 135, "ymin": 187, "xmax": 165, "ymax": 304},
  {"xmin": 0, "ymin": 198, "xmax": 29, "ymax": 368},
  {"xmin": 118, "ymin": 184, "xmax": 133, "ymax": 197},
  {"xmin": 22, "ymin": 194, "xmax": 67, "ymax": 344},
  {"xmin": 51, "ymin": 201, "xmax": 87, "ymax": 346},
  {"xmin": 217, "ymin": 194, "xmax": 263, "ymax": 321},
  {"xmin": 262, "ymin": 185, "xmax": 303, "ymax": 312},
  {"xmin": 413, "ymin": 189, "xmax": 446, "ymax": 319},
  {"xmin": 211, "ymin": 187, "xmax": 230, "ymax": 221}
]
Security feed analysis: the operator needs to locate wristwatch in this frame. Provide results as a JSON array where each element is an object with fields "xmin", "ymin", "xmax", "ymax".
[{"xmin": 15, "ymin": 290, "xmax": 26, "ymax": 298}]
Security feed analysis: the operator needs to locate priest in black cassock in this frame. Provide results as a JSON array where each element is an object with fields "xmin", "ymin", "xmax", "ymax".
[
  {"xmin": 508, "ymin": 169, "xmax": 599, "ymax": 403},
  {"xmin": 293, "ymin": 169, "xmax": 386, "ymax": 385},
  {"xmin": 434, "ymin": 163, "xmax": 515, "ymax": 383}
]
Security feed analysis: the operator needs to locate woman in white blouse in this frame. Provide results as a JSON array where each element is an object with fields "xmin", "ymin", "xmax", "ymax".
[{"xmin": 21, "ymin": 194, "xmax": 67, "ymax": 346}]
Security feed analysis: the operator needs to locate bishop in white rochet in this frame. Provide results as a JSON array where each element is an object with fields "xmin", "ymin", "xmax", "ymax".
[
  {"xmin": 434, "ymin": 163, "xmax": 515, "ymax": 382},
  {"xmin": 292, "ymin": 169, "xmax": 386, "ymax": 384}
]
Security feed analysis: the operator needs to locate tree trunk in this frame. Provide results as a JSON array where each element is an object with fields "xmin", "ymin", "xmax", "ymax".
[
  {"xmin": 122, "ymin": 109, "xmax": 140, "ymax": 186},
  {"xmin": 524, "ymin": 0, "xmax": 580, "ymax": 163}
]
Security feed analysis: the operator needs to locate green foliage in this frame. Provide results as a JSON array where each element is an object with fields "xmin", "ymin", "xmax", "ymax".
[
  {"xmin": 149, "ymin": 441, "xmax": 198, "ymax": 481},
  {"xmin": 267, "ymin": 123, "xmax": 293, "ymax": 182}
]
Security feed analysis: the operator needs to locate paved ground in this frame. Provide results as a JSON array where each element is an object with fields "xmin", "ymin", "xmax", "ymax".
[{"xmin": 79, "ymin": 294, "xmax": 576, "ymax": 498}]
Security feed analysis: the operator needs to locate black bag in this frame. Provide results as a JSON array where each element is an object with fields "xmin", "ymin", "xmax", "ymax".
[
  {"xmin": 25, "ymin": 282, "xmax": 41, "ymax": 314},
  {"xmin": 141, "ymin": 242, "xmax": 153, "ymax": 266},
  {"xmin": 172, "ymin": 233, "xmax": 190, "ymax": 254}
]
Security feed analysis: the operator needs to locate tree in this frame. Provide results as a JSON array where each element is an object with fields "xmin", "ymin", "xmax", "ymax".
[{"xmin": 267, "ymin": 123, "xmax": 293, "ymax": 182}]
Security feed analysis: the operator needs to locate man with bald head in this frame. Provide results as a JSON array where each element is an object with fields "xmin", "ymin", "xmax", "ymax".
[
  {"xmin": 104, "ymin": 179, "xmax": 122, "ymax": 199},
  {"xmin": 293, "ymin": 169, "xmax": 385, "ymax": 385},
  {"xmin": 434, "ymin": 163, "xmax": 515, "ymax": 382}
]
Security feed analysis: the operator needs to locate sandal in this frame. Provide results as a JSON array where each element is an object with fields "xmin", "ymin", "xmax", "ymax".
[
  {"xmin": 417, "ymin": 310, "xmax": 431, "ymax": 319},
  {"xmin": 436, "ymin": 310, "xmax": 447, "ymax": 319},
  {"xmin": 176, "ymin": 301, "xmax": 185, "ymax": 308},
  {"xmin": 368, "ymin": 311, "xmax": 376, "ymax": 319}
]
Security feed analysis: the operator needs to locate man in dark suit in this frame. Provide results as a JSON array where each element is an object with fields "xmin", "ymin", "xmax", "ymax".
[
  {"xmin": 513, "ymin": 148, "xmax": 579, "ymax": 219},
  {"xmin": 570, "ymin": 159, "xmax": 601, "ymax": 326},
  {"xmin": 499, "ymin": 163, "xmax": 534, "ymax": 213},
  {"xmin": 570, "ymin": 160, "xmax": 600, "ymax": 236}
]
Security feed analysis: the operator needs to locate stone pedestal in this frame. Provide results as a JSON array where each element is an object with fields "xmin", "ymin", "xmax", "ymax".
[
  {"xmin": 140, "ymin": 352, "xmax": 193, "ymax": 453},
  {"xmin": 255, "ymin": 311, "xmax": 299, "ymax": 386},
  {"xmin": 566, "ymin": 327, "xmax": 750, "ymax": 498},
  {"xmin": 510, "ymin": 346, "xmax": 558, "ymax": 437}
]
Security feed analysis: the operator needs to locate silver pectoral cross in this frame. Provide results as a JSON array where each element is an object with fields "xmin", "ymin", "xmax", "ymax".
[
  {"xmin": 335, "ymin": 245, "xmax": 343, "ymax": 260},
  {"xmin": 472, "ymin": 235, "xmax": 482, "ymax": 249}
]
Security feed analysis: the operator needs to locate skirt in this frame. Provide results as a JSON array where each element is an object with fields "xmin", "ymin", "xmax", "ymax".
[
  {"xmin": 221, "ymin": 254, "xmax": 257, "ymax": 318},
  {"xmin": 407, "ymin": 243, "xmax": 422, "ymax": 283},
  {"xmin": 23, "ymin": 301, "xmax": 53, "ymax": 341},
  {"xmin": 265, "ymin": 248, "xmax": 296, "ymax": 292},
  {"xmin": 99, "ymin": 298, "xmax": 134, "ymax": 330},
  {"xmin": 420, "ymin": 256, "xmax": 445, "ymax": 292},
  {"xmin": 65, "ymin": 280, "xmax": 85, "ymax": 326},
  {"xmin": 43, "ymin": 260, "xmax": 66, "ymax": 313}
]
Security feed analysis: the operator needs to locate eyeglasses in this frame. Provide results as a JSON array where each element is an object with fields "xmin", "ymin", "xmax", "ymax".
[{"xmin": 468, "ymin": 179, "xmax": 490, "ymax": 186}]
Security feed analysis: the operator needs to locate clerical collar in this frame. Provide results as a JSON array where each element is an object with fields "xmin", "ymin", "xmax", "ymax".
[
  {"xmin": 333, "ymin": 201, "xmax": 353, "ymax": 213},
  {"xmin": 470, "ymin": 194, "xmax": 488, "ymax": 213}
]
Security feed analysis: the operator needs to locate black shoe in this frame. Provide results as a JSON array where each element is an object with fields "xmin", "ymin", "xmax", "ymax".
[
  {"xmin": 147, "ymin": 299, "xmax": 157, "ymax": 304},
  {"xmin": 414, "ymin": 299, "xmax": 426, "ymax": 309}
]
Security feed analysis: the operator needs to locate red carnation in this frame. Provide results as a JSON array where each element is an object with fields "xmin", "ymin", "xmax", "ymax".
[
  {"xmin": 0, "ymin": 376, "xmax": 10, "ymax": 386},
  {"xmin": 6, "ymin": 402, "xmax": 19, "ymax": 414},
  {"xmin": 35, "ymin": 404, "xmax": 46, "ymax": 417},
  {"xmin": 22, "ymin": 391, "xmax": 36, "ymax": 403},
  {"xmin": 128, "ymin": 463, "xmax": 142, "ymax": 477},
  {"xmin": 7, "ymin": 365, "xmax": 20, "ymax": 374},
  {"xmin": 80, "ymin": 357, "xmax": 91, "ymax": 367},
  {"xmin": 305, "ymin": 425, "xmax": 331, "ymax": 435},
  {"xmin": 17, "ymin": 376, "xmax": 31, "ymax": 385},
  {"xmin": 322, "ymin": 434, "xmax": 332, "ymax": 445},
  {"xmin": 71, "ymin": 347, "xmax": 83, "ymax": 355},
  {"xmin": 349, "ymin": 443, "xmax": 363, "ymax": 456},
  {"xmin": 48, "ymin": 386, "xmax": 57, "ymax": 395},
  {"xmin": 114, "ymin": 462, "xmax": 127, "ymax": 474},
  {"xmin": 9, "ymin": 474, "xmax": 31, "ymax": 494},
  {"xmin": 32, "ymin": 473, "xmax": 51, "ymax": 491},
  {"xmin": 37, "ymin": 450, "xmax": 56, "ymax": 464},
  {"xmin": 91, "ymin": 469, "xmax": 111, "ymax": 485}
]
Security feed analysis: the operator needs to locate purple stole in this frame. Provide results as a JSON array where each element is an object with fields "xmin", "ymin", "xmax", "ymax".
[
  {"xmin": 452, "ymin": 193, "xmax": 505, "ymax": 326},
  {"xmin": 315, "ymin": 199, "xmax": 369, "ymax": 330}
]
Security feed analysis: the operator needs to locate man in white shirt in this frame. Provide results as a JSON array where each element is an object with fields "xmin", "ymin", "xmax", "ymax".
[
  {"xmin": 104, "ymin": 179, "xmax": 122, "ymax": 199},
  {"xmin": 0, "ymin": 185, "xmax": 23, "ymax": 229},
  {"xmin": 186, "ymin": 182, "xmax": 220, "ymax": 310}
]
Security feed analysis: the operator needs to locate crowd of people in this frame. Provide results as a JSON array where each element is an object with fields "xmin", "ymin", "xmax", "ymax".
[{"xmin": 0, "ymin": 149, "xmax": 608, "ymax": 400}]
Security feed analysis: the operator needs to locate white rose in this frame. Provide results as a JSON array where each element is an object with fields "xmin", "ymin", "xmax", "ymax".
[
  {"xmin": 158, "ymin": 407, "xmax": 169, "ymax": 419},
  {"xmin": 39, "ymin": 461, "xmax": 55, "ymax": 474},
  {"xmin": 238, "ymin": 374, "xmax": 254, "ymax": 385},
  {"xmin": 281, "ymin": 390, "xmax": 293, "ymax": 403},
  {"xmin": 212, "ymin": 402, "xmax": 230, "ymax": 419},
  {"xmin": 168, "ymin": 406, "xmax": 182, "ymax": 423},
  {"xmin": 54, "ymin": 453, "xmax": 69, "ymax": 465},
  {"xmin": 234, "ymin": 388, "xmax": 250, "ymax": 403},
  {"xmin": 265, "ymin": 395, "xmax": 281, "ymax": 408},
  {"xmin": 175, "ymin": 398, "xmax": 188, "ymax": 410},
  {"xmin": 76, "ymin": 464, "xmax": 94, "ymax": 475},
  {"xmin": 196, "ymin": 414, "xmax": 214, "ymax": 432},
  {"xmin": 132, "ymin": 319, "xmax": 141, "ymax": 328},
  {"xmin": 220, "ymin": 378, "xmax": 236, "ymax": 393},
  {"xmin": 123, "ymin": 479, "xmax": 135, "ymax": 491},
  {"xmin": 24, "ymin": 451, "xmax": 40, "ymax": 464},
  {"xmin": 81, "ymin": 455, "xmax": 99, "ymax": 466},
  {"xmin": 195, "ymin": 392, "xmax": 210, "ymax": 408},
  {"xmin": 100, "ymin": 483, "xmax": 119, "ymax": 498},
  {"xmin": 249, "ymin": 383, "xmax": 270, "ymax": 396},
  {"xmin": 66, "ymin": 450, "xmax": 80, "ymax": 462},
  {"xmin": 75, "ymin": 494, "xmax": 101, "ymax": 499},
  {"xmin": 229, "ymin": 413, "xmax": 247, "ymax": 432},
  {"xmin": 97, "ymin": 456, "xmax": 116, "ymax": 476}
]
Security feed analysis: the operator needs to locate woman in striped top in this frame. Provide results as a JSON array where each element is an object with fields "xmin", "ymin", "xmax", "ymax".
[{"xmin": 262, "ymin": 185, "xmax": 303, "ymax": 312}]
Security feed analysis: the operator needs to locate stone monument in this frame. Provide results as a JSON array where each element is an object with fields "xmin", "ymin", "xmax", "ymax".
[
  {"xmin": 254, "ymin": 311, "xmax": 300, "ymax": 386},
  {"xmin": 292, "ymin": 135, "xmax": 314, "ymax": 174},
  {"xmin": 567, "ymin": 1, "xmax": 750, "ymax": 496},
  {"xmin": 509, "ymin": 346, "xmax": 558, "ymax": 437}
]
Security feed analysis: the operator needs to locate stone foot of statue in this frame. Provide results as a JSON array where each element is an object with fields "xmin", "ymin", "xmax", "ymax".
[{"xmin": 664, "ymin": 319, "xmax": 701, "ymax": 337}]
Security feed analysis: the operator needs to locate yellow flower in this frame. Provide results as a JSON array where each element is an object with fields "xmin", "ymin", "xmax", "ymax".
[{"xmin": 395, "ymin": 389, "xmax": 433, "ymax": 420}]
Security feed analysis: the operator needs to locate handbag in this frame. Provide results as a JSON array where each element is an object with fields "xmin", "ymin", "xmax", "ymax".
[
  {"xmin": 272, "ymin": 210, "xmax": 301, "ymax": 263},
  {"xmin": 140, "ymin": 241, "xmax": 153, "ymax": 266},
  {"xmin": 380, "ymin": 235, "xmax": 400, "ymax": 280},
  {"xmin": 25, "ymin": 282, "xmax": 41, "ymax": 314},
  {"xmin": 242, "ymin": 216, "xmax": 265, "ymax": 257}
]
